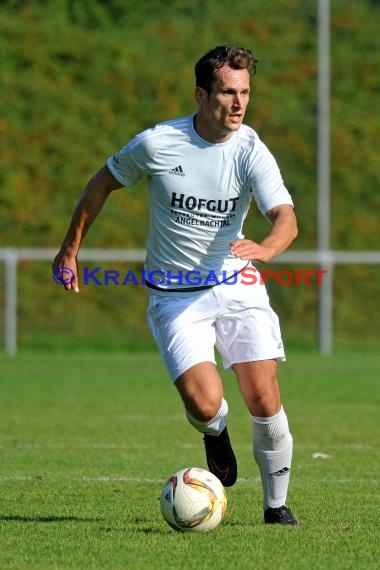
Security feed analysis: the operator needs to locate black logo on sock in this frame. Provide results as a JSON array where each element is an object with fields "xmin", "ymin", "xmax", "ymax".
[{"xmin": 269, "ymin": 467, "xmax": 290, "ymax": 477}]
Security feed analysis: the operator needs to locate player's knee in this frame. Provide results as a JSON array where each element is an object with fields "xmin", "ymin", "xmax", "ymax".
[
  {"xmin": 188, "ymin": 398, "xmax": 222, "ymax": 422},
  {"xmin": 249, "ymin": 389, "xmax": 281, "ymax": 417},
  {"xmin": 186, "ymin": 397, "xmax": 228, "ymax": 435}
]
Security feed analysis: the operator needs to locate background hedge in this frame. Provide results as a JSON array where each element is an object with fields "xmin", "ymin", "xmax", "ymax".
[{"xmin": 1, "ymin": 0, "xmax": 379, "ymax": 350}]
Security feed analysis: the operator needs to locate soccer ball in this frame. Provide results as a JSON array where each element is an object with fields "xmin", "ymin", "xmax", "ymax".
[{"xmin": 160, "ymin": 467, "xmax": 227, "ymax": 532}]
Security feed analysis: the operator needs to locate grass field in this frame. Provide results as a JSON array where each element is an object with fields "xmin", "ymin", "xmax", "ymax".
[{"xmin": 1, "ymin": 350, "xmax": 379, "ymax": 569}]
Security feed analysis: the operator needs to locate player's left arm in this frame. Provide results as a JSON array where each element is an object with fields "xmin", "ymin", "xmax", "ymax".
[{"xmin": 230, "ymin": 204, "xmax": 298, "ymax": 263}]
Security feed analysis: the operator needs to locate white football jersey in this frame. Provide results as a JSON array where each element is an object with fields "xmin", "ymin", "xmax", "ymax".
[{"xmin": 107, "ymin": 114, "xmax": 293, "ymax": 290}]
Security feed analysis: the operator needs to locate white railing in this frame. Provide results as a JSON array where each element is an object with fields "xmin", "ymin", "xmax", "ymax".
[{"xmin": 1, "ymin": 247, "xmax": 380, "ymax": 355}]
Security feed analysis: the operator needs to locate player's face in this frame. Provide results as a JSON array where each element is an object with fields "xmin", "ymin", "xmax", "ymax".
[{"xmin": 195, "ymin": 65, "xmax": 251, "ymax": 143}]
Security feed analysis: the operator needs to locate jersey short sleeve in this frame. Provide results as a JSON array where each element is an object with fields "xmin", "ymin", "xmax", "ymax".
[
  {"xmin": 107, "ymin": 133, "xmax": 150, "ymax": 187},
  {"xmin": 248, "ymin": 138, "xmax": 293, "ymax": 215}
]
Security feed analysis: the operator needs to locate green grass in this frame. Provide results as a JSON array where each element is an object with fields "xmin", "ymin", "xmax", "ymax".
[{"xmin": 1, "ymin": 351, "xmax": 379, "ymax": 569}]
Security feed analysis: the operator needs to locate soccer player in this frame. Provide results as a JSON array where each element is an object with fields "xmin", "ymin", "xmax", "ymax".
[{"xmin": 53, "ymin": 45, "xmax": 300, "ymax": 526}]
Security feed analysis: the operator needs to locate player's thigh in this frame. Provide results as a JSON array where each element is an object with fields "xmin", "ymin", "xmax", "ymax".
[
  {"xmin": 175, "ymin": 362, "xmax": 225, "ymax": 420},
  {"xmin": 147, "ymin": 290, "xmax": 218, "ymax": 381},
  {"xmin": 233, "ymin": 360, "xmax": 281, "ymax": 417}
]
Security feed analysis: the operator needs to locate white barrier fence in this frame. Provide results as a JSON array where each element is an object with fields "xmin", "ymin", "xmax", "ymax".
[{"xmin": 1, "ymin": 247, "xmax": 380, "ymax": 355}]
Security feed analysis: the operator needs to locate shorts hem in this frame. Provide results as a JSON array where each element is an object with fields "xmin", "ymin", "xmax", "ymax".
[
  {"xmin": 170, "ymin": 358, "xmax": 217, "ymax": 383},
  {"xmin": 223, "ymin": 353, "xmax": 286, "ymax": 371}
]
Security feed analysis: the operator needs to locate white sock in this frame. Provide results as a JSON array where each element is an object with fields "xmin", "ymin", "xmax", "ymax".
[
  {"xmin": 186, "ymin": 398, "xmax": 228, "ymax": 435},
  {"xmin": 252, "ymin": 406, "xmax": 293, "ymax": 509}
]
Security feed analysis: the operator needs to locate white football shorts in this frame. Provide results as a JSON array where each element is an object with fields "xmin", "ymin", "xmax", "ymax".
[{"xmin": 146, "ymin": 278, "xmax": 286, "ymax": 382}]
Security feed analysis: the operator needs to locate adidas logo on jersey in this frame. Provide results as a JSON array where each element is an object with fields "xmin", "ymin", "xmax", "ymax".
[{"xmin": 168, "ymin": 165, "xmax": 185, "ymax": 176}]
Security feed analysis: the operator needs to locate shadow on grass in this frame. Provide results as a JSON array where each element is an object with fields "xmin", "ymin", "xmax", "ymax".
[{"xmin": 1, "ymin": 515, "xmax": 164, "ymax": 533}]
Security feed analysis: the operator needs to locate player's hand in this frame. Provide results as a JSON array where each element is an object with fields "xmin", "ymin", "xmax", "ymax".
[
  {"xmin": 230, "ymin": 239, "xmax": 275, "ymax": 263},
  {"xmin": 52, "ymin": 251, "xmax": 80, "ymax": 293}
]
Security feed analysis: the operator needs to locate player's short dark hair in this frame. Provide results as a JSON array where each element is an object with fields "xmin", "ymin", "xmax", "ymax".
[{"xmin": 195, "ymin": 45, "xmax": 257, "ymax": 94}]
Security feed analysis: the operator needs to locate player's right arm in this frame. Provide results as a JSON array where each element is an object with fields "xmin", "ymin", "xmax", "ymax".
[{"xmin": 52, "ymin": 165, "xmax": 123, "ymax": 292}]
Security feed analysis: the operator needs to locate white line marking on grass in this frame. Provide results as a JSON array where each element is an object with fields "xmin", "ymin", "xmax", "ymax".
[
  {"xmin": 0, "ymin": 475, "xmax": 261, "ymax": 484},
  {"xmin": 1, "ymin": 476, "xmax": 34, "ymax": 480},
  {"xmin": 2, "ymin": 442, "xmax": 203, "ymax": 450},
  {"xmin": 1, "ymin": 442, "xmax": 187, "ymax": 448},
  {"xmin": 81, "ymin": 476, "xmax": 165, "ymax": 483},
  {"xmin": 2, "ymin": 475, "xmax": 380, "ymax": 485},
  {"xmin": 4, "ymin": 442, "xmax": 378, "ymax": 451},
  {"xmin": 297, "ymin": 444, "xmax": 377, "ymax": 451},
  {"xmin": 0, "ymin": 475, "xmax": 272, "ymax": 485},
  {"xmin": 81, "ymin": 476, "xmax": 264, "ymax": 484}
]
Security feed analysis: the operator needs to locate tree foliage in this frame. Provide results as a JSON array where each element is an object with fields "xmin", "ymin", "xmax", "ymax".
[{"xmin": 1, "ymin": 0, "xmax": 379, "ymax": 349}]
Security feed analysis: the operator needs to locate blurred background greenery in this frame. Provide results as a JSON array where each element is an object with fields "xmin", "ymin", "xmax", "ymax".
[{"xmin": 1, "ymin": 0, "xmax": 379, "ymax": 351}]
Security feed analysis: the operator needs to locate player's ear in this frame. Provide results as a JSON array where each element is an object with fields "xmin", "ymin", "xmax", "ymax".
[{"xmin": 195, "ymin": 87, "xmax": 206, "ymax": 105}]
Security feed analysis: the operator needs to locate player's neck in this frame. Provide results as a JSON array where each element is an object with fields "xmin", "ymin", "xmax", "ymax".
[{"xmin": 193, "ymin": 113, "xmax": 234, "ymax": 144}]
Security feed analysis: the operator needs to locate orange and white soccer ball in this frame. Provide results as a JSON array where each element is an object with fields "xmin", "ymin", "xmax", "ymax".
[{"xmin": 160, "ymin": 467, "xmax": 227, "ymax": 532}]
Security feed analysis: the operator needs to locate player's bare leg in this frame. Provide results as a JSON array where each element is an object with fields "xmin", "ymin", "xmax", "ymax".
[
  {"xmin": 175, "ymin": 362, "xmax": 224, "ymax": 421},
  {"xmin": 175, "ymin": 362, "xmax": 237, "ymax": 487},
  {"xmin": 233, "ymin": 359, "xmax": 281, "ymax": 417},
  {"xmin": 233, "ymin": 360, "xmax": 300, "ymax": 526}
]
